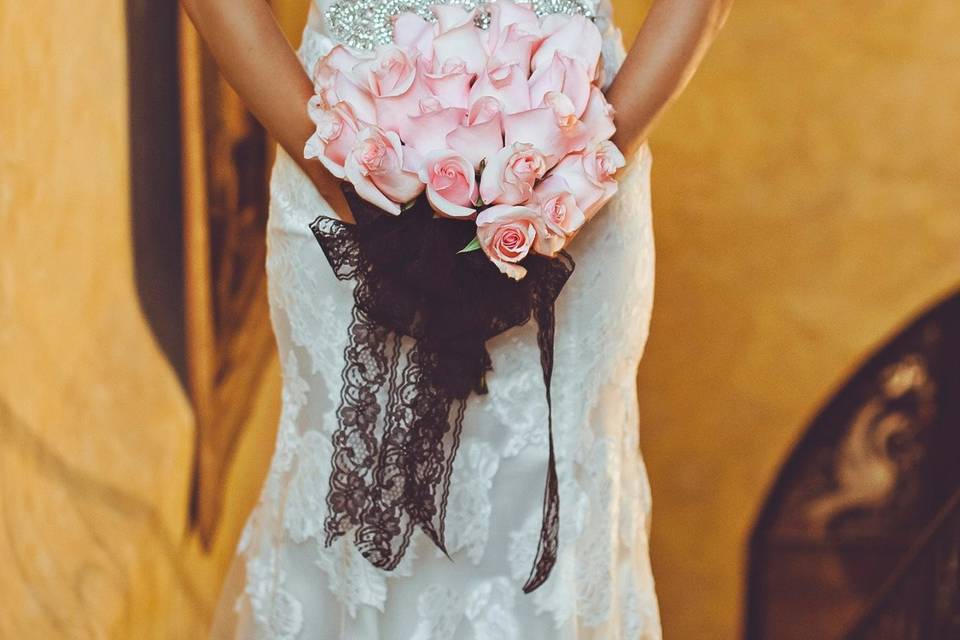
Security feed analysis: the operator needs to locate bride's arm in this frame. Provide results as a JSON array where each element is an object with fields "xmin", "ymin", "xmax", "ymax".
[
  {"xmin": 606, "ymin": 0, "xmax": 733, "ymax": 156},
  {"xmin": 180, "ymin": 0, "xmax": 350, "ymax": 217}
]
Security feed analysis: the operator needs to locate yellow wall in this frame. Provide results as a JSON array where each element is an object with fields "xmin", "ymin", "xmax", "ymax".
[
  {"xmin": 0, "ymin": 1, "xmax": 280, "ymax": 637},
  {"xmin": 624, "ymin": 1, "xmax": 960, "ymax": 638},
  {"xmin": 2, "ymin": 1, "xmax": 958, "ymax": 639}
]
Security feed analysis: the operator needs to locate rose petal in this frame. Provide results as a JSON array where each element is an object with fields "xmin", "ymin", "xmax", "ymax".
[
  {"xmin": 373, "ymin": 74, "xmax": 431, "ymax": 137},
  {"xmin": 533, "ymin": 230, "xmax": 566, "ymax": 256},
  {"xmin": 446, "ymin": 117, "xmax": 504, "ymax": 169},
  {"xmin": 345, "ymin": 155, "xmax": 401, "ymax": 215},
  {"xmin": 423, "ymin": 70, "xmax": 475, "ymax": 109},
  {"xmin": 544, "ymin": 150, "xmax": 621, "ymax": 218},
  {"xmin": 314, "ymin": 45, "xmax": 369, "ymax": 89},
  {"xmin": 581, "ymin": 86, "xmax": 617, "ymax": 145},
  {"xmin": 392, "ymin": 12, "xmax": 435, "ymax": 60},
  {"xmin": 469, "ymin": 62, "xmax": 530, "ymax": 115},
  {"xmin": 405, "ymin": 106, "xmax": 469, "ymax": 155},
  {"xmin": 334, "ymin": 73, "xmax": 377, "ymax": 123},
  {"xmin": 491, "ymin": 259, "xmax": 527, "ymax": 280},
  {"xmin": 528, "ymin": 52, "xmax": 591, "ymax": 116},
  {"xmin": 426, "ymin": 187, "xmax": 476, "ymax": 218},
  {"xmin": 433, "ymin": 21, "xmax": 488, "ymax": 74},
  {"xmin": 487, "ymin": 23, "xmax": 541, "ymax": 75},
  {"xmin": 305, "ymin": 103, "xmax": 359, "ymax": 179},
  {"xmin": 487, "ymin": 0, "xmax": 539, "ymax": 39},
  {"xmin": 503, "ymin": 101, "xmax": 589, "ymax": 167},
  {"xmin": 372, "ymin": 130, "xmax": 425, "ymax": 202},
  {"xmin": 432, "ymin": 4, "xmax": 476, "ymax": 33},
  {"xmin": 532, "ymin": 15, "xmax": 602, "ymax": 78},
  {"xmin": 469, "ymin": 96, "xmax": 503, "ymax": 125},
  {"xmin": 531, "ymin": 178, "xmax": 586, "ymax": 255}
]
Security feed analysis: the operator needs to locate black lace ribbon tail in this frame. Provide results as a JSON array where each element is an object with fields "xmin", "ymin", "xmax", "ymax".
[{"xmin": 521, "ymin": 285, "xmax": 563, "ymax": 594}]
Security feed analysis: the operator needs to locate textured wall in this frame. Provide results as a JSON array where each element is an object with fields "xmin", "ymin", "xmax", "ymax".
[
  {"xmin": 2, "ymin": 1, "xmax": 959, "ymax": 639},
  {"xmin": 0, "ymin": 1, "xmax": 280, "ymax": 637},
  {"xmin": 627, "ymin": 1, "xmax": 960, "ymax": 638}
]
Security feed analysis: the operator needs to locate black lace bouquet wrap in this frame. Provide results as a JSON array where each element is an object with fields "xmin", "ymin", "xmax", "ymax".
[{"xmin": 309, "ymin": 185, "xmax": 574, "ymax": 593}]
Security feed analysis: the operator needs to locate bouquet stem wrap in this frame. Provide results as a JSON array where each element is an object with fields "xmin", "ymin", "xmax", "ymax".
[{"xmin": 309, "ymin": 185, "xmax": 574, "ymax": 593}]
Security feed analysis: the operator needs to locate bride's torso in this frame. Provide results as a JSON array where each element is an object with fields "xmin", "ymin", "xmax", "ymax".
[{"xmin": 247, "ymin": 1, "xmax": 659, "ymax": 635}]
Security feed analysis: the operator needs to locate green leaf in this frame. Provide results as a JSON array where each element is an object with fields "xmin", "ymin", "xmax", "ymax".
[{"xmin": 458, "ymin": 237, "xmax": 482, "ymax": 254}]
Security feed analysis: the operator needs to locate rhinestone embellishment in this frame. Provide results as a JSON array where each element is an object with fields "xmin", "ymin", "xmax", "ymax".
[{"xmin": 325, "ymin": 0, "xmax": 596, "ymax": 51}]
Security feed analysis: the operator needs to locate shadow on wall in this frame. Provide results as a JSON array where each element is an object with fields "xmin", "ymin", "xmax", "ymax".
[{"xmin": 126, "ymin": 0, "xmax": 187, "ymax": 390}]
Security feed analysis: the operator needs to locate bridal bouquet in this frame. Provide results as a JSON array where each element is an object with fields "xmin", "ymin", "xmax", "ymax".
[
  {"xmin": 304, "ymin": 0, "xmax": 623, "ymax": 594},
  {"xmin": 305, "ymin": 0, "xmax": 625, "ymax": 280}
]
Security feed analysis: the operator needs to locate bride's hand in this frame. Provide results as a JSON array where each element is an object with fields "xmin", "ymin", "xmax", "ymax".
[{"xmin": 303, "ymin": 160, "xmax": 355, "ymax": 224}]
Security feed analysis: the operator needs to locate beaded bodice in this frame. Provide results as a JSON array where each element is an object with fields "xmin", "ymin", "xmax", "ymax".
[{"xmin": 320, "ymin": 0, "xmax": 596, "ymax": 50}]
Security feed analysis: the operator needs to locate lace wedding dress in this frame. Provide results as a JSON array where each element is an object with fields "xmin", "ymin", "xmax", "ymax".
[{"xmin": 210, "ymin": 1, "xmax": 660, "ymax": 638}]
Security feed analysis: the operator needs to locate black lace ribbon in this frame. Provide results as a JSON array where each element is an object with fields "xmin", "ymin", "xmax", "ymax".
[{"xmin": 309, "ymin": 185, "xmax": 574, "ymax": 593}]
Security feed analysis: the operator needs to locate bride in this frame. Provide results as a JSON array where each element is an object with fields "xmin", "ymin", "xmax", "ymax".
[{"xmin": 184, "ymin": 0, "xmax": 730, "ymax": 638}]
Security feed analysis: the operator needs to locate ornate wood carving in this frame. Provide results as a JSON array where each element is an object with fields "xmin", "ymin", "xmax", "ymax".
[
  {"xmin": 747, "ymin": 290, "xmax": 960, "ymax": 640},
  {"xmin": 178, "ymin": 9, "xmax": 276, "ymax": 548},
  {"xmin": 847, "ymin": 491, "xmax": 960, "ymax": 639}
]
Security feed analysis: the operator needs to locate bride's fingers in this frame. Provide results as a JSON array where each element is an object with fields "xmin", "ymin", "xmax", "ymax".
[{"xmin": 306, "ymin": 162, "xmax": 355, "ymax": 224}]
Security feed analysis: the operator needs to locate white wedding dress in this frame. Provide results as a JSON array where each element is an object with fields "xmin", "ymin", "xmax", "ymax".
[{"xmin": 210, "ymin": 1, "xmax": 661, "ymax": 638}]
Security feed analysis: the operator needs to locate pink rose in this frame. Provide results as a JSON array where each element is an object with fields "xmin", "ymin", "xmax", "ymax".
[
  {"xmin": 421, "ymin": 56, "xmax": 475, "ymax": 110},
  {"xmin": 305, "ymin": 101, "xmax": 360, "ymax": 179},
  {"xmin": 418, "ymin": 150, "xmax": 478, "ymax": 218},
  {"xmin": 476, "ymin": 204, "xmax": 540, "ymax": 280},
  {"xmin": 544, "ymin": 140, "xmax": 626, "ymax": 218},
  {"xmin": 531, "ymin": 179, "xmax": 586, "ymax": 256},
  {"xmin": 405, "ymin": 99, "xmax": 468, "ymax": 156},
  {"xmin": 487, "ymin": 22, "xmax": 541, "ymax": 77},
  {"xmin": 479, "ymin": 142, "xmax": 547, "ymax": 205},
  {"xmin": 580, "ymin": 86, "xmax": 617, "ymax": 145},
  {"xmin": 312, "ymin": 46, "xmax": 376, "ymax": 122},
  {"xmin": 324, "ymin": 44, "xmax": 369, "ymax": 70},
  {"xmin": 363, "ymin": 46, "xmax": 429, "ymax": 138},
  {"xmin": 467, "ymin": 96, "xmax": 503, "ymax": 126},
  {"xmin": 447, "ymin": 97, "xmax": 505, "ymax": 169},
  {"xmin": 392, "ymin": 12, "xmax": 435, "ymax": 61},
  {"xmin": 344, "ymin": 127, "xmax": 424, "ymax": 215},
  {"xmin": 363, "ymin": 45, "xmax": 419, "ymax": 97},
  {"xmin": 528, "ymin": 51, "xmax": 591, "ymax": 117},
  {"xmin": 532, "ymin": 15, "xmax": 603, "ymax": 80},
  {"xmin": 432, "ymin": 4, "xmax": 476, "ymax": 33},
  {"xmin": 313, "ymin": 45, "xmax": 367, "ymax": 91},
  {"xmin": 486, "ymin": 0, "xmax": 540, "ymax": 46},
  {"xmin": 431, "ymin": 17, "xmax": 488, "ymax": 74},
  {"xmin": 503, "ymin": 91, "xmax": 590, "ymax": 166}
]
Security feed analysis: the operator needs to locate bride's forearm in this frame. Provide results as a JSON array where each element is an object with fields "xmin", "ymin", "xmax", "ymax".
[
  {"xmin": 179, "ymin": 0, "xmax": 349, "ymax": 216},
  {"xmin": 606, "ymin": 0, "xmax": 733, "ymax": 156}
]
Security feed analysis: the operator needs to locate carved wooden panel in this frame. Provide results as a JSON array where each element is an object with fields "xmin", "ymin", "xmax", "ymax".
[
  {"xmin": 747, "ymin": 290, "xmax": 960, "ymax": 640},
  {"xmin": 178, "ymin": 9, "xmax": 277, "ymax": 548},
  {"xmin": 847, "ymin": 491, "xmax": 960, "ymax": 639}
]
